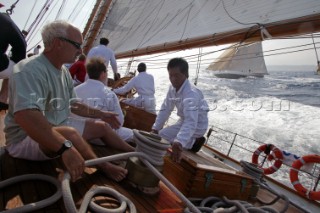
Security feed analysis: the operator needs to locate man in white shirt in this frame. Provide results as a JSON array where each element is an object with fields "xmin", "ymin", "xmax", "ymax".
[
  {"xmin": 74, "ymin": 57, "xmax": 133, "ymax": 142},
  {"xmin": 152, "ymin": 58, "xmax": 209, "ymax": 163},
  {"xmin": 113, "ymin": 63, "xmax": 156, "ymax": 113},
  {"xmin": 86, "ymin": 37, "xmax": 119, "ymax": 82}
]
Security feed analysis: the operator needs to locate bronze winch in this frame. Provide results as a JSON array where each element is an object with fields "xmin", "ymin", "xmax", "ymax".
[{"xmin": 126, "ymin": 130, "xmax": 170, "ymax": 190}]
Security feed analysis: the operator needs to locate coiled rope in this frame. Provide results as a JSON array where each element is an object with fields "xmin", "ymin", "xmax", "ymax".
[
  {"xmin": 63, "ymin": 152, "xmax": 201, "ymax": 213},
  {"xmin": 0, "ymin": 174, "xmax": 61, "ymax": 213},
  {"xmin": 186, "ymin": 195, "xmax": 284, "ymax": 213},
  {"xmin": 133, "ymin": 129, "xmax": 170, "ymax": 166}
]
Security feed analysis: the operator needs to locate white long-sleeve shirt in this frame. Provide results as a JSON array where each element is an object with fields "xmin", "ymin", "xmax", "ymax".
[
  {"xmin": 152, "ymin": 79, "xmax": 209, "ymax": 148},
  {"xmin": 113, "ymin": 71, "xmax": 156, "ymax": 112},
  {"xmin": 87, "ymin": 44, "xmax": 118, "ymax": 74},
  {"xmin": 73, "ymin": 79, "xmax": 124, "ymax": 125}
]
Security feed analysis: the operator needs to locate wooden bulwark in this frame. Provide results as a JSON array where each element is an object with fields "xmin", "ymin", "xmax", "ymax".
[{"xmin": 120, "ymin": 102, "xmax": 156, "ymax": 132}]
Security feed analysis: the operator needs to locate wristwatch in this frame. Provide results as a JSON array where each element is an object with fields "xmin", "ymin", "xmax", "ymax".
[{"xmin": 56, "ymin": 140, "xmax": 73, "ymax": 156}]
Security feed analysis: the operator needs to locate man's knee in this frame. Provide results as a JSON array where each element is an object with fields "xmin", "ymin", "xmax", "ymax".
[
  {"xmin": 86, "ymin": 120, "xmax": 112, "ymax": 135},
  {"xmin": 55, "ymin": 126, "xmax": 82, "ymax": 141}
]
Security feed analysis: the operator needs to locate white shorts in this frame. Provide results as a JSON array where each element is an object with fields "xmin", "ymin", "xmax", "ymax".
[{"xmin": 6, "ymin": 117, "xmax": 86, "ymax": 161}]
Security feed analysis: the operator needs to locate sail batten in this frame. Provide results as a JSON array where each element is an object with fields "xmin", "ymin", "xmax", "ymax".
[{"xmin": 86, "ymin": 0, "xmax": 320, "ymax": 59}]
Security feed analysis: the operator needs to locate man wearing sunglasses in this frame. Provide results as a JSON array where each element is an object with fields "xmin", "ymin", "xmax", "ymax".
[{"xmin": 4, "ymin": 20, "xmax": 135, "ymax": 182}]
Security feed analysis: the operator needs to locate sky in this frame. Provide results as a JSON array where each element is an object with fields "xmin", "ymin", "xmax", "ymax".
[{"xmin": 1, "ymin": 0, "xmax": 320, "ymax": 69}]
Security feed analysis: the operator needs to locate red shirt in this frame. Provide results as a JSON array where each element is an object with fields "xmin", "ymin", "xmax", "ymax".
[{"xmin": 69, "ymin": 60, "xmax": 86, "ymax": 83}]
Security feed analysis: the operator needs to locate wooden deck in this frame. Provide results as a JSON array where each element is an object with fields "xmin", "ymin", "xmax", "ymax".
[{"xmin": 0, "ymin": 111, "xmax": 184, "ymax": 212}]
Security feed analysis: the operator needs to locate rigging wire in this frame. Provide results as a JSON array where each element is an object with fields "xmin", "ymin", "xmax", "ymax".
[
  {"xmin": 22, "ymin": 0, "xmax": 37, "ymax": 30},
  {"xmin": 27, "ymin": 0, "xmax": 72, "ymax": 52},
  {"xmin": 194, "ymin": 47, "xmax": 202, "ymax": 86},
  {"xmin": 25, "ymin": 0, "xmax": 54, "ymax": 42},
  {"xmin": 311, "ymin": 34, "xmax": 320, "ymax": 68},
  {"xmin": 67, "ymin": 0, "xmax": 85, "ymax": 22}
]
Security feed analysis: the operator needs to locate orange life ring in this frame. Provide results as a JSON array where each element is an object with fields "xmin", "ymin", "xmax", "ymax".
[
  {"xmin": 252, "ymin": 144, "xmax": 283, "ymax": 175},
  {"xmin": 290, "ymin": 154, "xmax": 320, "ymax": 200}
]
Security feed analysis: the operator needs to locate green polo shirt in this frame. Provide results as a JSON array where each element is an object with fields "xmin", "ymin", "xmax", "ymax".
[{"xmin": 4, "ymin": 54, "xmax": 75, "ymax": 145}]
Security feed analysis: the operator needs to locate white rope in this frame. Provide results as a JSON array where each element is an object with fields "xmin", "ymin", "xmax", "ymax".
[
  {"xmin": 62, "ymin": 152, "xmax": 201, "ymax": 213},
  {"xmin": 0, "ymin": 174, "xmax": 61, "ymax": 213}
]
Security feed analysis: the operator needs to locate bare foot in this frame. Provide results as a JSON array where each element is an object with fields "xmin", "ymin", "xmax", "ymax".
[{"xmin": 99, "ymin": 162, "xmax": 128, "ymax": 182}]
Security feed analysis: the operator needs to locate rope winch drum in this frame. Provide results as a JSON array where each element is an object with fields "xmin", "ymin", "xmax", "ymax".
[{"xmin": 126, "ymin": 130, "xmax": 170, "ymax": 188}]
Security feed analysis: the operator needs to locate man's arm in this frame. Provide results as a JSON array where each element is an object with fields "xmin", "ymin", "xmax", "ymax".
[
  {"xmin": 113, "ymin": 77, "xmax": 136, "ymax": 95},
  {"xmin": 71, "ymin": 101, "xmax": 121, "ymax": 129},
  {"xmin": 152, "ymin": 89, "xmax": 174, "ymax": 132},
  {"xmin": 14, "ymin": 109, "xmax": 85, "ymax": 181},
  {"xmin": 110, "ymin": 52, "xmax": 118, "ymax": 75}
]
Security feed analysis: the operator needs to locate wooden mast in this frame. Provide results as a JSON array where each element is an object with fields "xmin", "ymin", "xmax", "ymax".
[
  {"xmin": 115, "ymin": 14, "xmax": 320, "ymax": 59},
  {"xmin": 82, "ymin": 0, "xmax": 102, "ymax": 40},
  {"xmin": 82, "ymin": 0, "xmax": 114, "ymax": 55}
]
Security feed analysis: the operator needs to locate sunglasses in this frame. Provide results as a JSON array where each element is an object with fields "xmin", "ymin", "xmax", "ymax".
[{"xmin": 58, "ymin": 37, "xmax": 82, "ymax": 49}]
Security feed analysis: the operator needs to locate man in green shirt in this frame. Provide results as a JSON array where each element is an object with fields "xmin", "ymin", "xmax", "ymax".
[{"xmin": 4, "ymin": 20, "xmax": 134, "ymax": 182}]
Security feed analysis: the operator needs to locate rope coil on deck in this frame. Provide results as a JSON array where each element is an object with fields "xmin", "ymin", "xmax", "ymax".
[
  {"xmin": 62, "ymin": 152, "xmax": 201, "ymax": 213},
  {"xmin": 133, "ymin": 129, "xmax": 170, "ymax": 166},
  {"xmin": 186, "ymin": 195, "xmax": 287, "ymax": 213},
  {"xmin": 0, "ymin": 174, "xmax": 61, "ymax": 213}
]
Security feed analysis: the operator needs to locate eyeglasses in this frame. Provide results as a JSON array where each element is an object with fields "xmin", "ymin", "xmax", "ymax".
[{"xmin": 58, "ymin": 37, "xmax": 82, "ymax": 49}]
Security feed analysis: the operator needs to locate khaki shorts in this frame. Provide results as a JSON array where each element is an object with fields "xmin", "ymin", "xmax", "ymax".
[{"xmin": 6, "ymin": 117, "xmax": 86, "ymax": 161}]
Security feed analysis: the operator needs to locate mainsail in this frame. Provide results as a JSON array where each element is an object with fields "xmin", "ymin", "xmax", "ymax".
[
  {"xmin": 84, "ymin": 0, "xmax": 320, "ymax": 59},
  {"xmin": 206, "ymin": 42, "xmax": 268, "ymax": 79}
]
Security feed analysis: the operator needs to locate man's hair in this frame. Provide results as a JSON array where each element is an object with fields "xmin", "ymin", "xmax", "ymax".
[
  {"xmin": 86, "ymin": 57, "xmax": 106, "ymax": 80},
  {"xmin": 137, "ymin": 63, "xmax": 146, "ymax": 72},
  {"xmin": 100, "ymin": 37, "xmax": 109, "ymax": 46},
  {"xmin": 167, "ymin": 58, "xmax": 189, "ymax": 78},
  {"xmin": 41, "ymin": 20, "xmax": 77, "ymax": 48},
  {"xmin": 78, "ymin": 53, "xmax": 86, "ymax": 61}
]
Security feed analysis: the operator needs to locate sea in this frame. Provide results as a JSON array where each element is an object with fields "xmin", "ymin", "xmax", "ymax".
[{"xmin": 140, "ymin": 67, "xmax": 320, "ymax": 187}]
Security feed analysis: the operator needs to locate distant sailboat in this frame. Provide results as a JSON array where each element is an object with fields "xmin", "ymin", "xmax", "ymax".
[{"xmin": 206, "ymin": 42, "xmax": 268, "ymax": 79}]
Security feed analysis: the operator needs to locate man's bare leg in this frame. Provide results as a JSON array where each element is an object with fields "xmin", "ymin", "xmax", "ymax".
[
  {"xmin": 82, "ymin": 119, "xmax": 135, "ymax": 181},
  {"xmin": 83, "ymin": 119, "xmax": 135, "ymax": 152},
  {"xmin": 43, "ymin": 126, "xmax": 128, "ymax": 182}
]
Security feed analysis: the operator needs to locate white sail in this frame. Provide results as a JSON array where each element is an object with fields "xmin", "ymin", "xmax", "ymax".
[
  {"xmin": 86, "ymin": 0, "xmax": 320, "ymax": 58},
  {"xmin": 207, "ymin": 42, "xmax": 268, "ymax": 79}
]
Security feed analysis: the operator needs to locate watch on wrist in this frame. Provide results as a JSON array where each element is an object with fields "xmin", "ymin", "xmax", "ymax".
[{"xmin": 56, "ymin": 140, "xmax": 73, "ymax": 156}]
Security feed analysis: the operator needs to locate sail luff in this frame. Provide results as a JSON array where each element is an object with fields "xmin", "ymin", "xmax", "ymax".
[
  {"xmin": 83, "ymin": 0, "xmax": 114, "ymax": 54},
  {"xmin": 115, "ymin": 13, "xmax": 320, "ymax": 59},
  {"xmin": 82, "ymin": 0, "xmax": 102, "ymax": 39}
]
